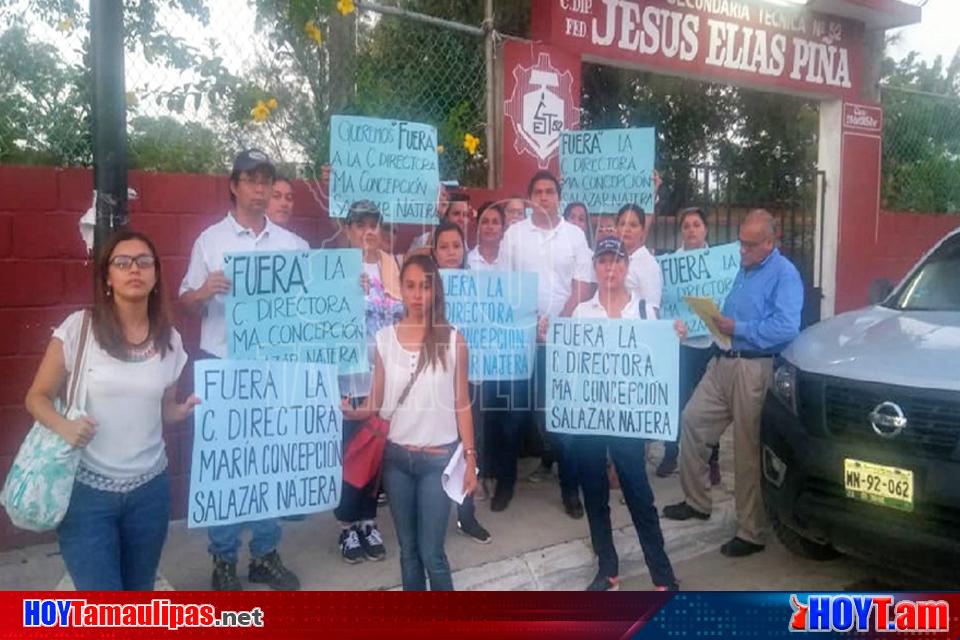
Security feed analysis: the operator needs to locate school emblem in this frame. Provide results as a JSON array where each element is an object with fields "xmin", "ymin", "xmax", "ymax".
[{"xmin": 504, "ymin": 52, "xmax": 577, "ymax": 168}]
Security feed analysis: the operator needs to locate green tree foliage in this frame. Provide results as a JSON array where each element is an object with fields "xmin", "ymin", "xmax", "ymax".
[
  {"xmin": 881, "ymin": 51, "xmax": 960, "ymax": 213},
  {"xmin": 0, "ymin": 25, "xmax": 90, "ymax": 165},
  {"xmin": 128, "ymin": 115, "xmax": 229, "ymax": 173}
]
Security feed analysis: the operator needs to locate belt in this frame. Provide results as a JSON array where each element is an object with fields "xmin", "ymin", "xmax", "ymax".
[
  {"xmin": 390, "ymin": 442, "xmax": 456, "ymax": 455},
  {"xmin": 714, "ymin": 347, "xmax": 776, "ymax": 360}
]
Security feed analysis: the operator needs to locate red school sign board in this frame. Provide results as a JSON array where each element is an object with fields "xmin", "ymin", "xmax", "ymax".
[{"xmin": 531, "ymin": 0, "xmax": 864, "ymax": 99}]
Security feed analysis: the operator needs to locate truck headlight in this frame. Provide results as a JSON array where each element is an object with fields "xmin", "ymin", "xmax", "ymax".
[{"xmin": 772, "ymin": 358, "xmax": 798, "ymax": 415}]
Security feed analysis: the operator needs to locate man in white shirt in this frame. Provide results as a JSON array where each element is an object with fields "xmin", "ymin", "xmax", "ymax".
[
  {"xmin": 180, "ymin": 149, "xmax": 307, "ymax": 591},
  {"xmin": 500, "ymin": 170, "xmax": 595, "ymax": 519}
]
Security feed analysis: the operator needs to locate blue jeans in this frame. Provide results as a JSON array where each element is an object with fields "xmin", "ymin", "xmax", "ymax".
[
  {"xmin": 207, "ymin": 519, "xmax": 281, "ymax": 564},
  {"xmin": 57, "ymin": 471, "xmax": 171, "ymax": 590},
  {"xmin": 382, "ymin": 441, "xmax": 456, "ymax": 591},
  {"xmin": 574, "ymin": 437, "xmax": 677, "ymax": 587}
]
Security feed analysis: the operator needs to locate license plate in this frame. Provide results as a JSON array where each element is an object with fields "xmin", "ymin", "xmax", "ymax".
[{"xmin": 844, "ymin": 458, "xmax": 914, "ymax": 512}]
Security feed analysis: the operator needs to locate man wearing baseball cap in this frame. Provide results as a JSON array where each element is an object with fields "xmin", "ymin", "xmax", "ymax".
[
  {"xmin": 180, "ymin": 149, "xmax": 308, "ymax": 590},
  {"xmin": 567, "ymin": 236, "xmax": 682, "ymax": 592}
]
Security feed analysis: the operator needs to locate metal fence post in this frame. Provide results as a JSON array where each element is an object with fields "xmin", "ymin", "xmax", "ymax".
[
  {"xmin": 484, "ymin": 0, "xmax": 496, "ymax": 189},
  {"xmin": 90, "ymin": 0, "xmax": 128, "ymax": 262}
]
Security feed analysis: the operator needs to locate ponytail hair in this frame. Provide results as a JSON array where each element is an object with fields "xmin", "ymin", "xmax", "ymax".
[{"xmin": 400, "ymin": 253, "xmax": 453, "ymax": 374}]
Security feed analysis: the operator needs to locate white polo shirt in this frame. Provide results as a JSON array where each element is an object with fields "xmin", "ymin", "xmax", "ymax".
[
  {"xmin": 500, "ymin": 216, "xmax": 594, "ymax": 317},
  {"xmin": 466, "ymin": 246, "xmax": 502, "ymax": 272},
  {"xmin": 626, "ymin": 245, "xmax": 663, "ymax": 311},
  {"xmin": 573, "ymin": 291, "xmax": 656, "ymax": 320},
  {"xmin": 179, "ymin": 212, "xmax": 309, "ymax": 357}
]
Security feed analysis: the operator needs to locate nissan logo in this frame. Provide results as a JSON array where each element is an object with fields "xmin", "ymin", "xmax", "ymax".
[{"xmin": 869, "ymin": 401, "xmax": 908, "ymax": 438}]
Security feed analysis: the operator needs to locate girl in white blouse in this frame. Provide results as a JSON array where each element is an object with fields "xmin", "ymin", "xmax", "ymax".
[
  {"xmin": 25, "ymin": 230, "xmax": 197, "ymax": 590},
  {"xmin": 344, "ymin": 252, "xmax": 477, "ymax": 590}
]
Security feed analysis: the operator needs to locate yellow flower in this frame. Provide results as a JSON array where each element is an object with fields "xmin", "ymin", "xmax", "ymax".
[
  {"xmin": 267, "ymin": 97, "xmax": 278, "ymax": 110},
  {"xmin": 463, "ymin": 133, "xmax": 480, "ymax": 156},
  {"xmin": 437, "ymin": 144, "xmax": 445, "ymax": 154},
  {"xmin": 56, "ymin": 17, "xmax": 74, "ymax": 32},
  {"xmin": 250, "ymin": 100, "xmax": 270, "ymax": 123},
  {"xmin": 304, "ymin": 20, "xmax": 322, "ymax": 46},
  {"xmin": 336, "ymin": 0, "xmax": 356, "ymax": 16}
]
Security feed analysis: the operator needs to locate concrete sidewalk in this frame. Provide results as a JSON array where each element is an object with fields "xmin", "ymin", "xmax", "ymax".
[{"xmin": 0, "ymin": 448, "xmax": 740, "ymax": 592}]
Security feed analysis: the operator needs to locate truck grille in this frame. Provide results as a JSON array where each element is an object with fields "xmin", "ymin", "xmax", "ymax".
[{"xmin": 824, "ymin": 384, "xmax": 960, "ymax": 454}]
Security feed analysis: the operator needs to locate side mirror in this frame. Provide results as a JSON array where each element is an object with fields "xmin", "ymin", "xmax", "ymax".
[{"xmin": 868, "ymin": 278, "xmax": 894, "ymax": 305}]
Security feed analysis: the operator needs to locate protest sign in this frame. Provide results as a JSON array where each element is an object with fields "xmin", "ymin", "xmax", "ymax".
[
  {"xmin": 226, "ymin": 249, "xmax": 367, "ymax": 374},
  {"xmin": 559, "ymin": 128, "xmax": 656, "ymax": 213},
  {"xmin": 441, "ymin": 269, "xmax": 538, "ymax": 382},
  {"xmin": 330, "ymin": 115, "xmax": 440, "ymax": 224},
  {"xmin": 188, "ymin": 360, "xmax": 343, "ymax": 528},
  {"xmin": 656, "ymin": 242, "xmax": 740, "ymax": 339},
  {"xmin": 545, "ymin": 318, "xmax": 679, "ymax": 441}
]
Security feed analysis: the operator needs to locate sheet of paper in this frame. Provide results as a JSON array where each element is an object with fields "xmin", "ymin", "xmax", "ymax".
[
  {"xmin": 442, "ymin": 443, "xmax": 468, "ymax": 505},
  {"xmin": 683, "ymin": 296, "xmax": 732, "ymax": 350}
]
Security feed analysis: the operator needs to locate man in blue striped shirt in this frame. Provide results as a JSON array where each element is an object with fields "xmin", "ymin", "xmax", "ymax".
[{"xmin": 663, "ymin": 209, "xmax": 804, "ymax": 558}]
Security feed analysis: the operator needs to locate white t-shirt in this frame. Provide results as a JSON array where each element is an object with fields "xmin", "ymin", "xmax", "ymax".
[
  {"xmin": 376, "ymin": 325, "xmax": 459, "ymax": 447},
  {"xmin": 573, "ymin": 292, "xmax": 656, "ymax": 320},
  {"xmin": 626, "ymin": 245, "xmax": 663, "ymax": 311},
  {"xmin": 467, "ymin": 246, "xmax": 502, "ymax": 272},
  {"xmin": 54, "ymin": 311, "xmax": 188, "ymax": 480},
  {"xmin": 500, "ymin": 217, "xmax": 594, "ymax": 317},
  {"xmin": 179, "ymin": 213, "xmax": 309, "ymax": 357}
]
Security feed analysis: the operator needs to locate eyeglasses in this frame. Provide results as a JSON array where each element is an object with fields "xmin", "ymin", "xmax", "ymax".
[{"xmin": 110, "ymin": 254, "xmax": 156, "ymax": 270}]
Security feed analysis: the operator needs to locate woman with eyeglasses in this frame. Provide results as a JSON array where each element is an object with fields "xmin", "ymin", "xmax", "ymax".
[{"xmin": 25, "ymin": 230, "xmax": 198, "ymax": 590}]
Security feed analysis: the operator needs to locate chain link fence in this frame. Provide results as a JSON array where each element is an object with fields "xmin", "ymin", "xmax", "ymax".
[
  {"xmin": 881, "ymin": 86, "xmax": 960, "ymax": 213},
  {"xmin": 0, "ymin": 0, "xmax": 489, "ymax": 186}
]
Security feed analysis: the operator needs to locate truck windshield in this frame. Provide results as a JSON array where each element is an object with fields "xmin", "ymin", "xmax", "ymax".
[{"xmin": 889, "ymin": 235, "xmax": 960, "ymax": 311}]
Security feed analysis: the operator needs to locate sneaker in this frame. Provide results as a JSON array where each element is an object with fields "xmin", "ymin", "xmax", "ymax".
[
  {"xmin": 563, "ymin": 495, "xmax": 584, "ymax": 520},
  {"xmin": 339, "ymin": 527, "xmax": 365, "ymax": 564},
  {"xmin": 656, "ymin": 457, "xmax": 678, "ymax": 478},
  {"xmin": 211, "ymin": 555, "xmax": 242, "ymax": 591},
  {"xmin": 358, "ymin": 524, "xmax": 386, "ymax": 561},
  {"xmin": 249, "ymin": 550, "xmax": 300, "ymax": 590},
  {"xmin": 490, "ymin": 484, "xmax": 514, "ymax": 512},
  {"xmin": 655, "ymin": 582, "xmax": 680, "ymax": 591},
  {"xmin": 527, "ymin": 463, "xmax": 553, "ymax": 483},
  {"xmin": 585, "ymin": 574, "xmax": 620, "ymax": 591},
  {"xmin": 457, "ymin": 518, "xmax": 492, "ymax": 544},
  {"xmin": 377, "ymin": 491, "xmax": 388, "ymax": 506},
  {"xmin": 709, "ymin": 460, "xmax": 722, "ymax": 486}
]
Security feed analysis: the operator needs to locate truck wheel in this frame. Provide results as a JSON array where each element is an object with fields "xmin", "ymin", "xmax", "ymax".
[{"xmin": 771, "ymin": 511, "xmax": 841, "ymax": 561}]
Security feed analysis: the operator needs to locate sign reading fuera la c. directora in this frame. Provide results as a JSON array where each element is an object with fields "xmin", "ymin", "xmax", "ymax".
[{"xmin": 533, "ymin": 0, "xmax": 864, "ymax": 99}]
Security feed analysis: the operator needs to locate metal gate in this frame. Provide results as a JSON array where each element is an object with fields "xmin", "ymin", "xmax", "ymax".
[{"xmin": 651, "ymin": 163, "xmax": 826, "ymax": 326}]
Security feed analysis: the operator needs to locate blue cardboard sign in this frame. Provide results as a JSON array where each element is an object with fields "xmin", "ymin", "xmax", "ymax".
[
  {"xmin": 559, "ymin": 128, "xmax": 656, "ymax": 213},
  {"xmin": 188, "ymin": 360, "xmax": 343, "ymax": 528},
  {"xmin": 545, "ymin": 318, "xmax": 679, "ymax": 441},
  {"xmin": 441, "ymin": 269, "xmax": 538, "ymax": 382},
  {"xmin": 330, "ymin": 115, "xmax": 440, "ymax": 224},
  {"xmin": 656, "ymin": 243, "xmax": 741, "ymax": 338},
  {"xmin": 226, "ymin": 249, "xmax": 368, "ymax": 374}
]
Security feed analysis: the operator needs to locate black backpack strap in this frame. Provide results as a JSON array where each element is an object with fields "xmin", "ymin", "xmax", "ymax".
[{"xmin": 638, "ymin": 298, "xmax": 647, "ymax": 320}]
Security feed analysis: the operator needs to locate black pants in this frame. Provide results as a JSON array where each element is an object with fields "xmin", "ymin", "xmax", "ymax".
[
  {"xmin": 534, "ymin": 345, "xmax": 579, "ymax": 498},
  {"xmin": 334, "ymin": 416, "xmax": 379, "ymax": 523}
]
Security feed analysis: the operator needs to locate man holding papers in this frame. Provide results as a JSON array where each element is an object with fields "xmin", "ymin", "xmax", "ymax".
[{"xmin": 663, "ymin": 210, "xmax": 803, "ymax": 558}]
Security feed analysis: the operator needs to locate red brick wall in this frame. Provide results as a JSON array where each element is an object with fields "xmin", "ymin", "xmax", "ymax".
[
  {"xmin": 870, "ymin": 211, "xmax": 960, "ymax": 288},
  {"xmin": 0, "ymin": 165, "xmax": 509, "ymax": 550}
]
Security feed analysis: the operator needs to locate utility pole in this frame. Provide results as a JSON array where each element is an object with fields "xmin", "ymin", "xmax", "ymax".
[{"xmin": 90, "ymin": 0, "xmax": 128, "ymax": 262}]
